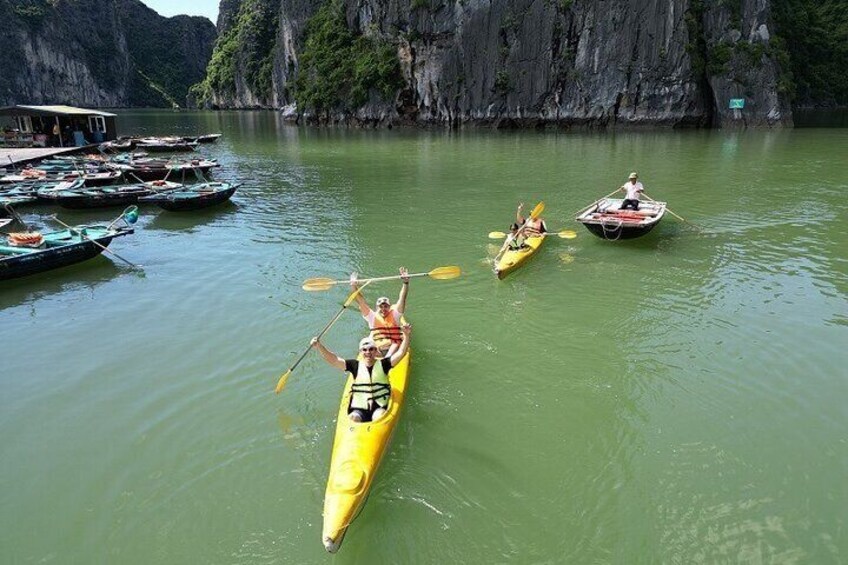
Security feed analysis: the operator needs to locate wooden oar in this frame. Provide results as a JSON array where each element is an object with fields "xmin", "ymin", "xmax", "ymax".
[
  {"xmin": 493, "ymin": 201, "xmax": 545, "ymax": 266},
  {"xmin": 488, "ymin": 229, "xmax": 576, "ymax": 240},
  {"xmin": 572, "ymin": 188, "xmax": 621, "ymax": 218},
  {"xmin": 642, "ymin": 192, "xmax": 703, "ymax": 232},
  {"xmin": 49, "ymin": 215, "xmax": 142, "ymax": 270},
  {"xmin": 302, "ymin": 265, "xmax": 461, "ymax": 292},
  {"xmin": 275, "ymin": 281, "xmax": 372, "ymax": 394},
  {"xmin": 3, "ymin": 203, "xmax": 30, "ymax": 231}
]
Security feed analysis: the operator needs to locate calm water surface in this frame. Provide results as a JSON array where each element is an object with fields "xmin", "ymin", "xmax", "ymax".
[{"xmin": 2, "ymin": 112, "xmax": 846, "ymax": 564}]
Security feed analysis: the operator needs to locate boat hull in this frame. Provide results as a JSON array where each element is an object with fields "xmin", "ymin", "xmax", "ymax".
[
  {"xmin": 494, "ymin": 235, "xmax": 545, "ymax": 279},
  {"xmin": 140, "ymin": 184, "xmax": 237, "ymax": 211},
  {"xmin": 119, "ymin": 165, "xmax": 215, "ymax": 182},
  {"xmin": 575, "ymin": 198, "xmax": 667, "ymax": 241},
  {"xmin": 581, "ymin": 220, "xmax": 660, "ymax": 240},
  {"xmin": 322, "ymin": 350, "xmax": 411, "ymax": 553},
  {"xmin": 0, "ymin": 228, "xmax": 131, "ymax": 280},
  {"xmin": 56, "ymin": 192, "xmax": 143, "ymax": 209}
]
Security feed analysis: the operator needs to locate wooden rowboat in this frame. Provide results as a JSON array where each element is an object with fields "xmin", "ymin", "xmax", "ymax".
[
  {"xmin": 138, "ymin": 182, "xmax": 239, "ymax": 211},
  {"xmin": 575, "ymin": 198, "xmax": 666, "ymax": 240},
  {"xmin": 0, "ymin": 223, "xmax": 133, "ymax": 280}
]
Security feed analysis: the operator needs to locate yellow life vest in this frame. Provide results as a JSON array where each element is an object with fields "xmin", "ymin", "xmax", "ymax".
[{"xmin": 350, "ymin": 360, "xmax": 391, "ymax": 411}]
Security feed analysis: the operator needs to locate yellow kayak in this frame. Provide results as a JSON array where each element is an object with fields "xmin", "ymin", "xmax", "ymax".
[
  {"xmin": 322, "ymin": 349, "xmax": 411, "ymax": 553},
  {"xmin": 494, "ymin": 235, "xmax": 546, "ymax": 279}
]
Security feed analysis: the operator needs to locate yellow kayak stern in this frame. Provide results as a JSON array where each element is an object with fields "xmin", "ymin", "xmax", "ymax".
[{"xmin": 322, "ymin": 350, "xmax": 411, "ymax": 553}]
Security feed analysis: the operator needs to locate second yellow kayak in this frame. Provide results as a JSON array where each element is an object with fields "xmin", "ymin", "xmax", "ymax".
[
  {"xmin": 322, "ymin": 349, "xmax": 411, "ymax": 553},
  {"xmin": 494, "ymin": 235, "xmax": 545, "ymax": 279}
]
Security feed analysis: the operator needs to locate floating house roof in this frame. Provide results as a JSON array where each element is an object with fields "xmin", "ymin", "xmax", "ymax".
[{"xmin": 0, "ymin": 105, "xmax": 117, "ymax": 117}]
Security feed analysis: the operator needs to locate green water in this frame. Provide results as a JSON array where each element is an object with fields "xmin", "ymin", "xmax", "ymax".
[{"xmin": 2, "ymin": 112, "xmax": 846, "ymax": 564}]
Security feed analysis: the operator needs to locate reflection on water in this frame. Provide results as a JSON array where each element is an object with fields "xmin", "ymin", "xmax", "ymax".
[{"xmin": 0, "ymin": 112, "xmax": 846, "ymax": 564}]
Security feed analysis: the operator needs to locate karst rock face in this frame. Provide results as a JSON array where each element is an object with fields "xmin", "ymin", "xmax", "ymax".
[
  {"xmin": 0, "ymin": 0, "xmax": 216, "ymax": 108},
  {"xmin": 203, "ymin": 0, "xmax": 792, "ymax": 128}
]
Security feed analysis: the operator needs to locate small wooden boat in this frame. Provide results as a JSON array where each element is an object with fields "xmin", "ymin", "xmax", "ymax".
[
  {"xmin": 45, "ymin": 181, "xmax": 183, "ymax": 209},
  {"xmin": 322, "ymin": 350, "xmax": 411, "ymax": 553},
  {"xmin": 1, "ymin": 187, "xmax": 39, "ymax": 209},
  {"xmin": 3, "ymin": 180, "xmax": 85, "ymax": 210},
  {"xmin": 138, "ymin": 182, "xmax": 239, "ymax": 211},
  {"xmin": 494, "ymin": 235, "xmax": 545, "ymax": 279},
  {"xmin": 181, "ymin": 133, "xmax": 221, "ymax": 144},
  {"xmin": 0, "ymin": 167, "xmax": 48, "ymax": 184},
  {"xmin": 100, "ymin": 138, "xmax": 135, "ymax": 151},
  {"xmin": 575, "ymin": 198, "xmax": 666, "ymax": 240},
  {"xmin": 108, "ymin": 159, "xmax": 218, "ymax": 181},
  {"xmin": 0, "ymin": 222, "xmax": 134, "ymax": 280},
  {"xmin": 54, "ymin": 170, "xmax": 124, "ymax": 187},
  {"xmin": 136, "ymin": 138, "xmax": 198, "ymax": 153}
]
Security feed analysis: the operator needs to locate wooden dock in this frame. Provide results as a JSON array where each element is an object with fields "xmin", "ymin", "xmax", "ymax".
[{"xmin": 1, "ymin": 146, "xmax": 99, "ymax": 168}]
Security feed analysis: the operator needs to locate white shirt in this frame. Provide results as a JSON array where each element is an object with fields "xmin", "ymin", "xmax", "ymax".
[{"xmin": 623, "ymin": 181, "xmax": 644, "ymax": 200}]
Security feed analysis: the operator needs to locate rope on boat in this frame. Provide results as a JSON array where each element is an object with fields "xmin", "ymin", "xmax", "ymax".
[{"xmin": 601, "ymin": 217, "xmax": 623, "ymax": 241}]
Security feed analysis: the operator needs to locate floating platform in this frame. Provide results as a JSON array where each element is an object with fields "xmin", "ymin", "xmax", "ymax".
[{"xmin": 1, "ymin": 145, "xmax": 99, "ymax": 167}]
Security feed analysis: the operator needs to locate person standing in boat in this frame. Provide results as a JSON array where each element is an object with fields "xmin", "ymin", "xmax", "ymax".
[
  {"xmin": 516, "ymin": 202, "xmax": 548, "ymax": 236},
  {"xmin": 619, "ymin": 172, "xmax": 644, "ymax": 210},
  {"xmin": 350, "ymin": 267, "xmax": 410, "ymax": 357},
  {"xmin": 310, "ymin": 324, "xmax": 411, "ymax": 422}
]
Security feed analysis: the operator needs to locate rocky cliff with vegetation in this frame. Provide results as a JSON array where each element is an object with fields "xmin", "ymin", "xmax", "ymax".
[
  {"xmin": 0, "ymin": 0, "xmax": 217, "ymax": 108},
  {"xmin": 194, "ymin": 0, "xmax": 847, "ymax": 128}
]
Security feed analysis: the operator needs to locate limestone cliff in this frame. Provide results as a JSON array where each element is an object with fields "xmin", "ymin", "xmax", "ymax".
[
  {"xmin": 0, "ymin": 0, "xmax": 216, "ymax": 108},
  {"xmin": 197, "ymin": 0, "xmax": 796, "ymax": 127}
]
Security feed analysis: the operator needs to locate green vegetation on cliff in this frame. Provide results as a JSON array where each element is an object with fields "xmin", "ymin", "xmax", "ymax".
[
  {"xmin": 192, "ymin": 0, "xmax": 278, "ymax": 106},
  {"xmin": 293, "ymin": 0, "xmax": 402, "ymax": 114},
  {"xmin": 773, "ymin": 0, "xmax": 848, "ymax": 106}
]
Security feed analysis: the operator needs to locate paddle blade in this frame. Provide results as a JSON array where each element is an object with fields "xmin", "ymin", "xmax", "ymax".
[
  {"xmin": 275, "ymin": 370, "xmax": 291, "ymax": 394},
  {"xmin": 302, "ymin": 277, "xmax": 335, "ymax": 291},
  {"xmin": 428, "ymin": 265, "xmax": 462, "ymax": 280},
  {"xmin": 529, "ymin": 201, "xmax": 545, "ymax": 219},
  {"xmin": 488, "ymin": 231, "xmax": 507, "ymax": 239},
  {"xmin": 558, "ymin": 229, "xmax": 577, "ymax": 239}
]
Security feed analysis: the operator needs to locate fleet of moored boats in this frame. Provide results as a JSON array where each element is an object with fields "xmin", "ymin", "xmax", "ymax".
[
  {"xmin": 2, "ymin": 132, "xmax": 686, "ymax": 553},
  {"xmin": 0, "ymin": 133, "xmax": 238, "ymax": 281}
]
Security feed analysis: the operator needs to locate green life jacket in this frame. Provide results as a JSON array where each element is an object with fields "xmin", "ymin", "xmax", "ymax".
[{"xmin": 350, "ymin": 360, "xmax": 391, "ymax": 411}]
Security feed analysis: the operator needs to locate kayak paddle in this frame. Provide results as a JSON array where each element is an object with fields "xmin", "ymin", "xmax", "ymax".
[
  {"xmin": 275, "ymin": 281, "xmax": 372, "ymax": 394},
  {"xmin": 302, "ymin": 265, "xmax": 461, "ymax": 292},
  {"xmin": 488, "ymin": 229, "xmax": 577, "ymax": 240}
]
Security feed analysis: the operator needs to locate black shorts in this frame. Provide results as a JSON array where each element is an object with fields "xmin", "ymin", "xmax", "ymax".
[{"xmin": 621, "ymin": 199, "xmax": 640, "ymax": 210}]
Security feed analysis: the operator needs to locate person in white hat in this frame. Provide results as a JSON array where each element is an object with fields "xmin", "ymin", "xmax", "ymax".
[
  {"xmin": 350, "ymin": 267, "xmax": 410, "ymax": 357},
  {"xmin": 619, "ymin": 172, "xmax": 644, "ymax": 210},
  {"xmin": 311, "ymin": 324, "xmax": 411, "ymax": 422}
]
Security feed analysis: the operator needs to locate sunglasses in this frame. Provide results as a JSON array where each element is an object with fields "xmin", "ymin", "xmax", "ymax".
[{"xmin": 361, "ymin": 347, "xmax": 377, "ymax": 352}]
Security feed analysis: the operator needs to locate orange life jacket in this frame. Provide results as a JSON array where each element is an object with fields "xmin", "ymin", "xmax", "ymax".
[
  {"xmin": 523, "ymin": 218, "xmax": 545, "ymax": 237},
  {"xmin": 369, "ymin": 309, "xmax": 403, "ymax": 348}
]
